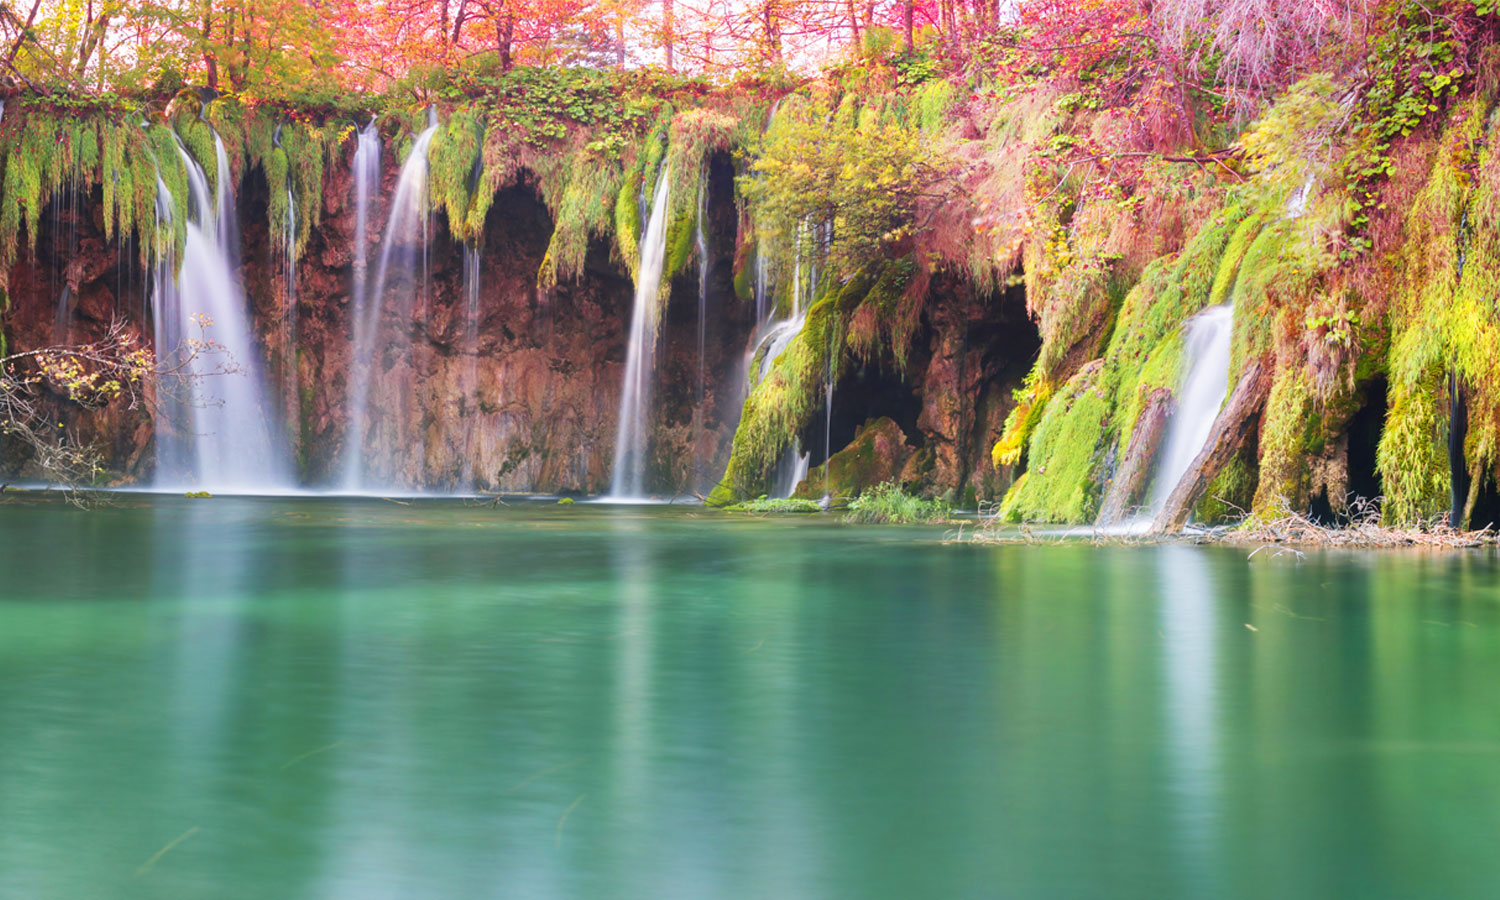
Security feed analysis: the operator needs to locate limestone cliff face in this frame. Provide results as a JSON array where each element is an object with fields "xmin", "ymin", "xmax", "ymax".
[{"xmin": 1, "ymin": 141, "xmax": 1028, "ymax": 499}]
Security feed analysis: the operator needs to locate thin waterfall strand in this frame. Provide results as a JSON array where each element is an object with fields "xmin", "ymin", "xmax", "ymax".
[
  {"xmin": 609, "ymin": 169, "xmax": 672, "ymax": 498},
  {"xmin": 460, "ymin": 244, "xmax": 482, "ymax": 489},
  {"xmin": 344, "ymin": 113, "xmax": 438, "ymax": 490}
]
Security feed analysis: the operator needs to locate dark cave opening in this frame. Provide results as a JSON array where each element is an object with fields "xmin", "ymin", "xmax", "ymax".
[
  {"xmin": 1346, "ymin": 376, "xmax": 1386, "ymax": 509},
  {"xmin": 803, "ymin": 362, "xmax": 925, "ymax": 471}
]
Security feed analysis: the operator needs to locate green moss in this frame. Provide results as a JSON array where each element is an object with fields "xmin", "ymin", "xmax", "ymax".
[
  {"xmin": 429, "ymin": 109, "xmax": 484, "ymax": 241},
  {"xmin": 1194, "ymin": 451, "xmax": 1258, "ymax": 524},
  {"xmin": 660, "ymin": 107, "xmax": 739, "ymax": 279},
  {"xmin": 1377, "ymin": 379, "xmax": 1450, "ymax": 524},
  {"xmin": 722, "ymin": 496, "xmax": 823, "ymax": 513},
  {"xmin": 709, "ymin": 264, "xmax": 884, "ymax": 503},
  {"xmin": 995, "ymin": 204, "xmax": 1250, "ymax": 522},
  {"xmin": 175, "ymin": 115, "xmax": 219, "ymax": 197},
  {"xmin": 793, "ymin": 416, "xmax": 911, "ymax": 500},
  {"xmin": 1252, "ymin": 365, "xmax": 1316, "ymax": 511},
  {"xmin": 663, "ymin": 190, "xmax": 698, "ymax": 279},
  {"xmin": 612, "ymin": 112, "xmax": 672, "ymax": 277},
  {"xmin": 1114, "ymin": 330, "xmax": 1184, "ymax": 453},
  {"xmin": 733, "ymin": 247, "xmax": 755, "ymax": 300},
  {"xmin": 539, "ymin": 148, "xmax": 626, "ymax": 288},
  {"xmin": 1378, "ymin": 102, "xmax": 1498, "ymax": 523},
  {"xmin": 999, "ymin": 363, "xmax": 1110, "ymax": 523}
]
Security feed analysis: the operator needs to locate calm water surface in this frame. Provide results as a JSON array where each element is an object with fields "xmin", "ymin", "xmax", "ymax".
[{"xmin": 2, "ymin": 496, "xmax": 1500, "ymax": 898}]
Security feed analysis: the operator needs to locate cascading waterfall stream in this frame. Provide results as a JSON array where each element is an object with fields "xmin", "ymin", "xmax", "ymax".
[
  {"xmin": 743, "ymin": 221, "xmax": 817, "ymax": 498},
  {"xmin": 273, "ymin": 124, "xmax": 299, "ymax": 444},
  {"xmin": 1138, "ymin": 303, "xmax": 1235, "ymax": 523},
  {"xmin": 1125, "ymin": 178, "xmax": 1311, "ymax": 527},
  {"xmin": 152, "ymin": 130, "xmax": 292, "ymax": 492},
  {"xmin": 693, "ymin": 176, "xmax": 710, "ymax": 487},
  {"xmin": 695, "ymin": 178, "xmax": 709, "ymax": 411},
  {"xmin": 609, "ymin": 168, "xmax": 672, "ymax": 499},
  {"xmin": 459, "ymin": 244, "xmax": 482, "ymax": 489},
  {"xmin": 344, "ymin": 111, "xmax": 438, "ymax": 491},
  {"xmin": 351, "ymin": 119, "xmax": 381, "ymax": 321}
]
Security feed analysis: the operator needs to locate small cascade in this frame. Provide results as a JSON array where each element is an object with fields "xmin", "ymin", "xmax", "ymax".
[
  {"xmin": 52, "ymin": 285, "xmax": 72, "ymax": 344},
  {"xmin": 695, "ymin": 176, "xmax": 709, "ymax": 411},
  {"xmin": 350, "ymin": 119, "xmax": 381, "ymax": 321},
  {"xmin": 774, "ymin": 442, "xmax": 810, "ymax": 498},
  {"xmin": 609, "ymin": 168, "xmax": 672, "ymax": 499},
  {"xmin": 344, "ymin": 110, "xmax": 438, "ymax": 490},
  {"xmin": 1141, "ymin": 303, "xmax": 1235, "ymax": 520},
  {"xmin": 273, "ymin": 124, "xmax": 299, "ymax": 446},
  {"xmin": 750, "ymin": 313, "xmax": 806, "ymax": 386},
  {"xmin": 152, "ymin": 130, "xmax": 291, "ymax": 492},
  {"xmin": 754, "ymin": 242, "xmax": 772, "ymax": 323},
  {"xmin": 459, "ymin": 244, "xmax": 482, "ymax": 489},
  {"xmin": 749, "ymin": 99, "xmax": 782, "ymax": 325},
  {"xmin": 283, "ymin": 187, "xmax": 297, "ymax": 382},
  {"xmin": 693, "ymin": 176, "xmax": 710, "ymax": 487},
  {"xmin": 50, "ymin": 150, "xmax": 85, "ymax": 342},
  {"xmin": 739, "ymin": 214, "xmax": 831, "ymax": 499},
  {"xmin": 821, "ymin": 373, "xmax": 833, "ymax": 503}
]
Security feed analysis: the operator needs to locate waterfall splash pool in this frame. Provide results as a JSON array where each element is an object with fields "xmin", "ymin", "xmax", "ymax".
[{"xmin": 3, "ymin": 495, "xmax": 1500, "ymax": 897}]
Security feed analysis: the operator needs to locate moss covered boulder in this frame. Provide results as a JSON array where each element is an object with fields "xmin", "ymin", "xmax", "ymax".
[{"xmin": 794, "ymin": 417, "xmax": 915, "ymax": 500}]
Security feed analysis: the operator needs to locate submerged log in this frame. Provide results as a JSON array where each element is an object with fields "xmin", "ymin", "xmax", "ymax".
[
  {"xmin": 1150, "ymin": 359, "xmax": 1271, "ymax": 534},
  {"xmin": 1096, "ymin": 387, "xmax": 1174, "ymax": 527}
]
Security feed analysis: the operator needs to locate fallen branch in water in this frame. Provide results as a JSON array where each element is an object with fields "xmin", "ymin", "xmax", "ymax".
[
  {"xmin": 962, "ymin": 495, "xmax": 1496, "ymax": 550},
  {"xmin": 1220, "ymin": 497, "xmax": 1494, "ymax": 550}
]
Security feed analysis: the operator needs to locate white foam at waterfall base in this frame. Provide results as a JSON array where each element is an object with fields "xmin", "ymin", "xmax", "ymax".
[
  {"xmin": 608, "ymin": 169, "xmax": 672, "ymax": 500},
  {"xmin": 774, "ymin": 443, "xmax": 810, "ymax": 499},
  {"xmin": 1128, "ymin": 303, "xmax": 1235, "ymax": 528},
  {"xmin": 152, "ymin": 133, "xmax": 292, "ymax": 493}
]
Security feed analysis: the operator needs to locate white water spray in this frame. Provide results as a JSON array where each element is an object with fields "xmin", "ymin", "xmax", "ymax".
[
  {"xmin": 1142, "ymin": 304, "xmax": 1234, "ymax": 520},
  {"xmin": 152, "ymin": 131, "xmax": 292, "ymax": 492}
]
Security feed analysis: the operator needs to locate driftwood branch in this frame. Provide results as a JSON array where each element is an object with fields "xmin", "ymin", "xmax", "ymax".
[
  {"xmin": 1096, "ymin": 386, "xmax": 1173, "ymax": 527},
  {"xmin": 1150, "ymin": 358, "xmax": 1271, "ymax": 534}
]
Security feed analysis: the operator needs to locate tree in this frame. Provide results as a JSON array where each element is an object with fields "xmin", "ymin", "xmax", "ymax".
[
  {"xmin": 0, "ymin": 318, "xmax": 241, "ymax": 493},
  {"xmin": 0, "ymin": 320, "xmax": 153, "ymax": 490}
]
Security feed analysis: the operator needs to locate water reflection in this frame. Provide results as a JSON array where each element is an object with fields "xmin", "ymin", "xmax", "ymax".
[
  {"xmin": 1157, "ymin": 546, "xmax": 1221, "ymax": 893},
  {"xmin": 2, "ymin": 500, "xmax": 1500, "ymax": 897}
]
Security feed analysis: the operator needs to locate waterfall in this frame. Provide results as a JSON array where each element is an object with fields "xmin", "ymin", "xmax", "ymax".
[
  {"xmin": 274, "ymin": 124, "xmax": 299, "ymax": 449},
  {"xmin": 774, "ymin": 443, "xmax": 810, "ymax": 498},
  {"xmin": 1141, "ymin": 303, "xmax": 1235, "ymax": 520},
  {"xmin": 460, "ymin": 244, "xmax": 482, "ymax": 489},
  {"xmin": 695, "ymin": 176, "xmax": 709, "ymax": 412},
  {"xmin": 754, "ymin": 242, "xmax": 772, "ymax": 323},
  {"xmin": 747, "ymin": 311, "xmax": 809, "ymax": 499},
  {"xmin": 282, "ymin": 187, "xmax": 297, "ymax": 400},
  {"xmin": 152, "ymin": 131, "xmax": 292, "ymax": 492},
  {"xmin": 740, "ymin": 217, "xmax": 823, "ymax": 499},
  {"xmin": 693, "ymin": 176, "xmax": 710, "ymax": 487},
  {"xmin": 351, "ymin": 119, "xmax": 381, "ymax": 323},
  {"xmin": 822, "ymin": 374, "xmax": 834, "ymax": 502},
  {"xmin": 609, "ymin": 168, "xmax": 672, "ymax": 499},
  {"xmin": 344, "ymin": 111, "xmax": 438, "ymax": 491}
]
